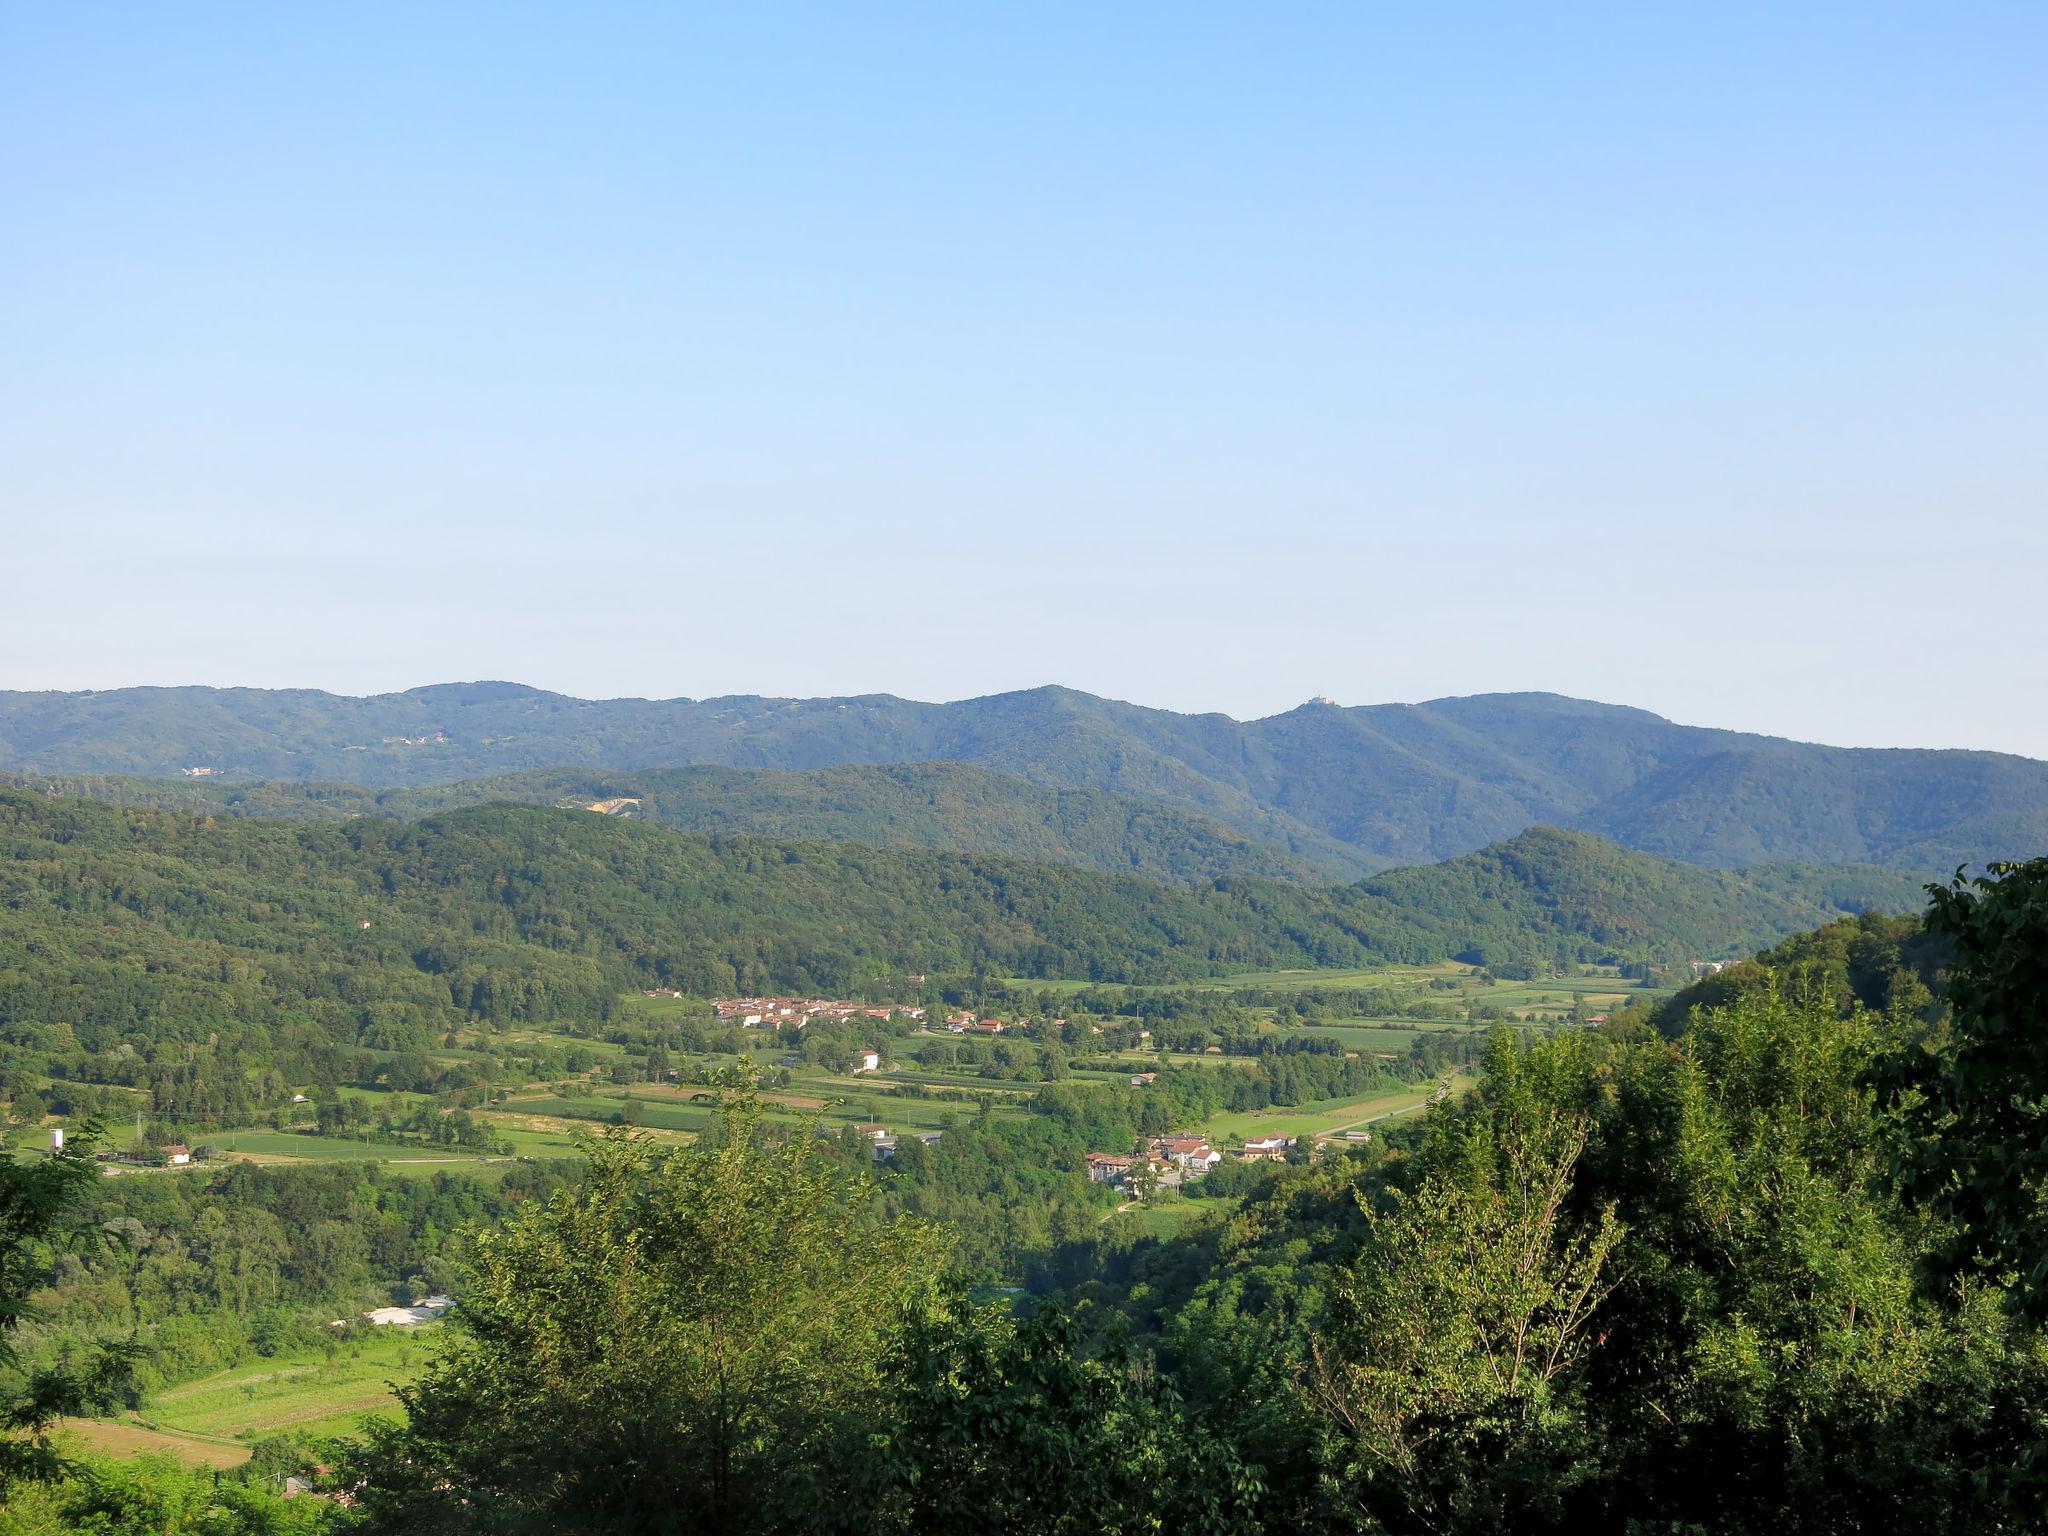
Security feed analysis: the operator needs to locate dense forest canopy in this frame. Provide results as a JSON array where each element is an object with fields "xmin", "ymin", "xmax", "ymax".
[{"xmin": 3, "ymin": 683, "xmax": 2042, "ymax": 874}]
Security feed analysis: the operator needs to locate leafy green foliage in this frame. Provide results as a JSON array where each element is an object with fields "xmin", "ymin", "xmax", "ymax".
[
  {"xmin": 1067, "ymin": 984, "xmax": 2048, "ymax": 1531},
  {"xmin": 870, "ymin": 1300, "xmax": 1264, "ymax": 1534},
  {"xmin": 343, "ymin": 1104, "xmax": 947, "ymax": 1535},
  {"xmin": 1310, "ymin": 1077, "xmax": 1619, "ymax": 1533},
  {"xmin": 1896, "ymin": 858, "xmax": 2048, "ymax": 1314},
  {"xmin": 0, "ymin": 1450, "xmax": 336, "ymax": 1535},
  {"xmin": 1641, "ymin": 908, "xmax": 1948, "ymax": 1035},
  {"xmin": 0, "ymin": 1123, "xmax": 136, "ymax": 1489}
]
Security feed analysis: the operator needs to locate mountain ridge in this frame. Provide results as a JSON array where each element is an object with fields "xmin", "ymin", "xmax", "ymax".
[{"xmin": 2, "ymin": 682, "xmax": 2041, "ymax": 875}]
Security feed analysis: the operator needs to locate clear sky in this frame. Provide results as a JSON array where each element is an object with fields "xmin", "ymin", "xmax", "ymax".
[{"xmin": 4, "ymin": 3, "xmax": 2044, "ymax": 755}]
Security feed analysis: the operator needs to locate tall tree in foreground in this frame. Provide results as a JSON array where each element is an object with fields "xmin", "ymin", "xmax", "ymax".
[
  {"xmin": 1896, "ymin": 857, "xmax": 2048, "ymax": 1315},
  {"xmin": 1309, "ymin": 1036, "xmax": 1621, "ymax": 1535},
  {"xmin": 0, "ymin": 1123, "xmax": 135, "ymax": 1490},
  {"xmin": 342, "ymin": 1098, "xmax": 948, "ymax": 1536}
]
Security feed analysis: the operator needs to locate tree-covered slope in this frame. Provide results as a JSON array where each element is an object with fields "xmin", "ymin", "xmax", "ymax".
[
  {"xmin": 1341, "ymin": 826, "xmax": 1927, "ymax": 973},
  {"xmin": 1572, "ymin": 745, "xmax": 2048, "ymax": 872},
  {"xmin": 2, "ymin": 683, "xmax": 2041, "ymax": 874},
  {"xmin": 2, "ymin": 761, "xmax": 1356, "ymax": 884},
  {"xmin": 0, "ymin": 790, "xmax": 1921, "ymax": 1067}
]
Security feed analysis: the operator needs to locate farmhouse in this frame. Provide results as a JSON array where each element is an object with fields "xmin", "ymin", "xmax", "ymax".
[
  {"xmin": 162, "ymin": 1144, "xmax": 193, "ymax": 1166},
  {"xmin": 1155, "ymin": 1137, "xmax": 1221, "ymax": 1173},
  {"xmin": 851, "ymin": 1048, "xmax": 882, "ymax": 1073},
  {"xmin": 1085, "ymin": 1152, "xmax": 1138, "ymax": 1185}
]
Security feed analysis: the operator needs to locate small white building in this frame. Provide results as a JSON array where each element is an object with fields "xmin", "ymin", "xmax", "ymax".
[
  {"xmin": 852, "ymin": 1048, "xmax": 881, "ymax": 1073},
  {"xmin": 163, "ymin": 1144, "xmax": 192, "ymax": 1166}
]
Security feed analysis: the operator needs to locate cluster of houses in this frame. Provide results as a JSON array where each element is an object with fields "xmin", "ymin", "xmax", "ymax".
[
  {"xmin": 689, "ymin": 995, "xmax": 927, "ymax": 1028},
  {"xmin": 939, "ymin": 1011, "xmax": 1072, "ymax": 1036},
  {"xmin": 1083, "ymin": 1132, "xmax": 1295, "ymax": 1193}
]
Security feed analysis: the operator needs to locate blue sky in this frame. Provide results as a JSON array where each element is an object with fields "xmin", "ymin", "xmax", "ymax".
[{"xmin": 4, "ymin": 3, "xmax": 2044, "ymax": 754}]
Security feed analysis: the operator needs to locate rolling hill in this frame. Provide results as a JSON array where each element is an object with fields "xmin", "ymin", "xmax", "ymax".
[
  {"xmin": 2, "ymin": 683, "xmax": 2041, "ymax": 874},
  {"xmin": 0, "ymin": 762, "xmax": 1354, "ymax": 884},
  {"xmin": 0, "ymin": 789, "xmax": 1925, "ymax": 1059}
]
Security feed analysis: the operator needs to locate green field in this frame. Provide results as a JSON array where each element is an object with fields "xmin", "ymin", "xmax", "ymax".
[
  {"xmin": 1193, "ymin": 1077, "xmax": 1467, "ymax": 1144},
  {"xmin": 1291, "ymin": 1020, "xmax": 1483, "ymax": 1051},
  {"xmin": 92, "ymin": 1327, "xmax": 436, "ymax": 1457},
  {"xmin": 206, "ymin": 1129, "xmax": 501, "ymax": 1173},
  {"xmin": 1109, "ymin": 1200, "xmax": 1214, "ymax": 1242}
]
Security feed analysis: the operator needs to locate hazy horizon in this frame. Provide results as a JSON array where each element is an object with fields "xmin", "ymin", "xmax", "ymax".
[{"xmin": 5, "ymin": 6, "xmax": 2044, "ymax": 756}]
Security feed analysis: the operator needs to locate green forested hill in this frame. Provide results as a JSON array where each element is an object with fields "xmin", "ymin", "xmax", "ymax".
[
  {"xmin": 1338, "ymin": 827, "xmax": 1927, "ymax": 973},
  {"xmin": 1, "ymin": 682, "xmax": 2040, "ymax": 874},
  {"xmin": 0, "ymin": 790, "xmax": 1921, "ymax": 1072},
  {"xmin": 1, "ymin": 761, "xmax": 1355, "ymax": 883}
]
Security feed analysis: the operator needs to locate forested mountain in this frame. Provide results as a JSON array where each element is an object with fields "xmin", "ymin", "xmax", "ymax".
[
  {"xmin": 2, "ymin": 683, "xmax": 2041, "ymax": 875},
  {"xmin": 2, "ymin": 761, "xmax": 1350, "ymax": 884}
]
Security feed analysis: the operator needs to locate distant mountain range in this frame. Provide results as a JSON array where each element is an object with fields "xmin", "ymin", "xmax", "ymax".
[{"xmin": 2, "ymin": 682, "xmax": 2042, "ymax": 876}]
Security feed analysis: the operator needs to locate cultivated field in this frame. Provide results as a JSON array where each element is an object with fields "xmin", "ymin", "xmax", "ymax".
[
  {"xmin": 1194, "ymin": 1076, "xmax": 1470, "ymax": 1145},
  {"xmin": 68, "ymin": 1328, "xmax": 436, "ymax": 1463}
]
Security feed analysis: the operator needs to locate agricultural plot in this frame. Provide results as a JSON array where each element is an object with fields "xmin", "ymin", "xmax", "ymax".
[
  {"xmin": 69, "ymin": 1329, "xmax": 436, "ymax": 1463},
  {"xmin": 1288, "ymin": 1020, "xmax": 1485, "ymax": 1051},
  {"xmin": 56, "ymin": 1417, "xmax": 253, "ymax": 1469},
  {"xmin": 1193, "ymin": 1076, "xmax": 1468, "ymax": 1145},
  {"xmin": 205, "ymin": 1129, "xmax": 501, "ymax": 1174}
]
